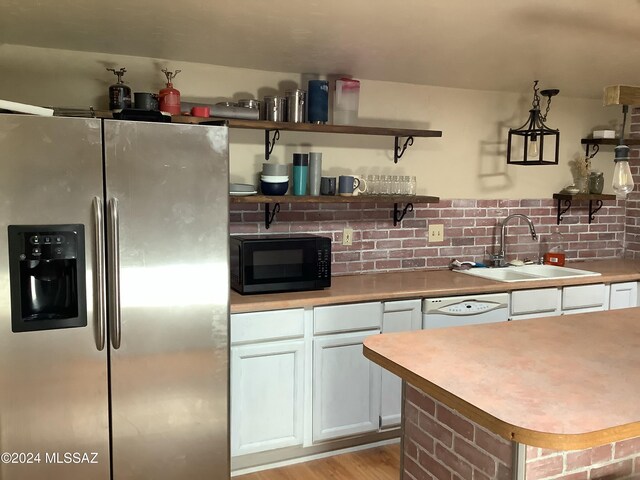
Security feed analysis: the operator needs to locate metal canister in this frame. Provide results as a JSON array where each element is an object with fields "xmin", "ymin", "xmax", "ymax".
[
  {"xmin": 262, "ymin": 96, "xmax": 287, "ymax": 122},
  {"xmin": 285, "ymin": 89, "xmax": 306, "ymax": 123},
  {"xmin": 238, "ymin": 98, "xmax": 261, "ymax": 110}
]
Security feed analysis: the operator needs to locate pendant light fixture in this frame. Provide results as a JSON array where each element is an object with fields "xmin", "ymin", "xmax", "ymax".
[
  {"xmin": 603, "ymin": 85, "xmax": 640, "ymax": 198},
  {"xmin": 612, "ymin": 106, "xmax": 633, "ymax": 197},
  {"xmin": 507, "ymin": 80, "xmax": 560, "ymax": 166}
]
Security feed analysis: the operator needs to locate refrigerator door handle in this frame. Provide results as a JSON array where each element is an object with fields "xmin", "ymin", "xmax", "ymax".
[
  {"xmin": 108, "ymin": 197, "xmax": 122, "ymax": 350},
  {"xmin": 93, "ymin": 196, "xmax": 107, "ymax": 351}
]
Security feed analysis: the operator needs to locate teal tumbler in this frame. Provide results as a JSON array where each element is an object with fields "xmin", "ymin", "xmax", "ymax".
[{"xmin": 292, "ymin": 153, "xmax": 309, "ymax": 195}]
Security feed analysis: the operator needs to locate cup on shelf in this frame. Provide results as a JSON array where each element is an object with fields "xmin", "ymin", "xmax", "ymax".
[
  {"xmin": 352, "ymin": 175, "xmax": 367, "ymax": 196},
  {"xmin": 320, "ymin": 177, "xmax": 336, "ymax": 195},
  {"xmin": 338, "ymin": 175, "xmax": 361, "ymax": 196}
]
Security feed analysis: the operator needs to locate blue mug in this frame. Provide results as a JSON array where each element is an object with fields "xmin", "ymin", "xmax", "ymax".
[{"xmin": 338, "ymin": 175, "xmax": 361, "ymax": 196}]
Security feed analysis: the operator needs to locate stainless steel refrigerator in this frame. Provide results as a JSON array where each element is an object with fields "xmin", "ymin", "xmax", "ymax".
[{"xmin": 0, "ymin": 114, "xmax": 230, "ymax": 479}]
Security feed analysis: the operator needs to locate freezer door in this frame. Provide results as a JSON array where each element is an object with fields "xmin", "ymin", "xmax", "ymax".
[
  {"xmin": 0, "ymin": 115, "xmax": 110, "ymax": 479},
  {"xmin": 104, "ymin": 120, "xmax": 230, "ymax": 479}
]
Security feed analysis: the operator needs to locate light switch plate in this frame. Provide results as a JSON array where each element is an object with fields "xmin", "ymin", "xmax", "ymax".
[
  {"xmin": 429, "ymin": 224, "xmax": 444, "ymax": 243},
  {"xmin": 342, "ymin": 228, "xmax": 353, "ymax": 246}
]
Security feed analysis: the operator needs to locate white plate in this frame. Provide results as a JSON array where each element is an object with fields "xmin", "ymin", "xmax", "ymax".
[{"xmin": 230, "ymin": 190, "xmax": 258, "ymax": 196}]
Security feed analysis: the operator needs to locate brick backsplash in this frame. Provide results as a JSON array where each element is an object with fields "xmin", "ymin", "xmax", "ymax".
[
  {"xmin": 623, "ymin": 109, "xmax": 640, "ymax": 258},
  {"xmin": 230, "ymin": 198, "xmax": 626, "ymax": 275}
]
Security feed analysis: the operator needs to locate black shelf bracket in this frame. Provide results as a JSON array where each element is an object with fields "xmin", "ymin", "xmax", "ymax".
[
  {"xmin": 589, "ymin": 199, "xmax": 604, "ymax": 224},
  {"xmin": 264, "ymin": 202, "xmax": 280, "ymax": 229},
  {"xmin": 394, "ymin": 136, "xmax": 414, "ymax": 164},
  {"xmin": 265, "ymin": 129, "xmax": 280, "ymax": 160},
  {"xmin": 393, "ymin": 202, "xmax": 414, "ymax": 226},
  {"xmin": 556, "ymin": 198, "xmax": 571, "ymax": 225},
  {"xmin": 585, "ymin": 143, "xmax": 600, "ymax": 160}
]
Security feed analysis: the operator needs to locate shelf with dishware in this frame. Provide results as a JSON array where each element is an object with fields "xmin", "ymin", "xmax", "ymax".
[
  {"xmin": 581, "ymin": 137, "xmax": 640, "ymax": 159},
  {"xmin": 230, "ymin": 194, "xmax": 440, "ymax": 229},
  {"xmin": 175, "ymin": 116, "xmax": 442, "ymax": 163},
  {"xmin": 552, "ymin": 193, "xmax": 617, "ymax": 225}
]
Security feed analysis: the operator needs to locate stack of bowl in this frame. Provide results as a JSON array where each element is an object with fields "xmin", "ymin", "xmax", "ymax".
[{"xmin": 261, "ymin": 163, "xmax": 289, "ymax": 195}]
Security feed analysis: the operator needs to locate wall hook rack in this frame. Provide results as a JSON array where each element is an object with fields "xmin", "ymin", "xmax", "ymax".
[
  {"xmin": 265, "ymin": 129, "xmax": 280, "ymax": 160},
  {"xmin": 393, "ymin": 202, "xmax": 414, "ymax": 226},
  {"xmin": 394, "ymin": 136, "xmax": 414, "ymax": 163},
  {"xmin": 264, "ymin": 202, "xmax": 280, "ymax": 229}
]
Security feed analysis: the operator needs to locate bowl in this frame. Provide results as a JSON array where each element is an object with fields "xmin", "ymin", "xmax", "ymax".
[
  {"xmin": 260, "ymin": 180, "xmax": 288, "ymax": 195},
  {"xmin": 262, "ymin": 163, "xmax": 288, "ymax": 176},
  {"xmin": 261, "ymin": 175, "xmax": 289, "ymax": 183}
]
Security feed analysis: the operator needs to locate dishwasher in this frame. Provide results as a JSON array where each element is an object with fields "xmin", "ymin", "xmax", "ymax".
[{"xmin": 422, "ymin": 292, "xmax": 510, "ymax": 329}]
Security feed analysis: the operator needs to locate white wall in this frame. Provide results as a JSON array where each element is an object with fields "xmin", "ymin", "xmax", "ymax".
[{"xmin": 0, "ymin": 44, "xmax": 620, "ymax": 199}]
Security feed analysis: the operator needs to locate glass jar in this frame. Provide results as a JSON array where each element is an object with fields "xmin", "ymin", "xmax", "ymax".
[{"xmin": 589, "ymin": 171, "xmax": 604, "ymax": 194}]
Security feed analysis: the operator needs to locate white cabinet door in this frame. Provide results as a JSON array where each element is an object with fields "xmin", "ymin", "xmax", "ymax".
[
  {"xmin": 312, "ymin": 330, "xmax": 381, "ymax": 442},
  {"xmin": 562, "ymin": 284, "xmax": 607, "ymax": 314},
  {"xmin": 609, "ymin": 282, "xmax": 638, "ymax": 309},
  {"xmin": 231, "ymin": 340, "xmax": 304, "ymax": 456},
  {"xmin": 380, "ymin": 300, "xmax": 422, "ymax": 429}
]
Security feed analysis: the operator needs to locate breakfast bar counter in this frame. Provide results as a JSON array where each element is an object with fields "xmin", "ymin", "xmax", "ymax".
[{"xmin": 363, "ymin": 308, "xmax": 640, "ymax": 480}]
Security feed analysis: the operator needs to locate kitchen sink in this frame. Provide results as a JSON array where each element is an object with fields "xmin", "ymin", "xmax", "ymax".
[{"xmin": 457, "ymin": 264, "xmax": 601, "ymax": 283}]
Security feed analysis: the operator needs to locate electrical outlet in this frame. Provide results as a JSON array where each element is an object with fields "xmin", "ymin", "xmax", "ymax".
[
  {"xmin": 429, "ymin": 224, "xmax": 444, "ymax": 243},
  {"xmin": 342, "ymin": 228, "xmax": 353, "ymax": 246}
]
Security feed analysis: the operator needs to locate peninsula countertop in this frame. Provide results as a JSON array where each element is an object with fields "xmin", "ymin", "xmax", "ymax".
[
  {"xmin": 363, "ymin": 307, "xmax": 640, "ymax": 450},
  {"xmin": 230, "ymin": 259, "xmax": 640, "ymax": 314}
]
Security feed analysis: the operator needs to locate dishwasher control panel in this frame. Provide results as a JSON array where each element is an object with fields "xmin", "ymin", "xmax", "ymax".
[
  {"xmin": 437, "ymin": 300, "xmax": 500, "ymax": 315},
  {"xmin": 422, "ymin": 293, "xmax": 510, "ymax": 329}
]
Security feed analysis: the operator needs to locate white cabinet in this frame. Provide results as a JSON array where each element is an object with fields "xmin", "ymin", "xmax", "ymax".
[
  {"xmin": 609, "ymin": 282, "xmax": 638, "ymax": 309},
  {"xmin": 379, "ymin": 299, "xmax": 422, "ymax": 429},
  {"xmin": 312, "ymin": 330, "xmax": 381, "ymax": 442},
  {"xmin": 230, "ymin": 309, "xmax": 305, "ymax": 457},
  {"xmin": 510, "ymin": 287, "xmax": 561, "ymax": 320},
  {"xmin": 562, "ymin": 284, "xmax": 607, "ymax": 315},
  {"xmin": 231, "ymin": 340, "xmax": 304, "ymax": 456},
  {"xmin": 312, "ymin": 302, "xmax": 382, "ymax": 443}
]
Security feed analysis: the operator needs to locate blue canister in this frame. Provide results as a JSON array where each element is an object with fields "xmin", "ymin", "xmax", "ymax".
[
  {"xmin": 292, "ymin": 153, "xmax": 309, "ymax": 195},
  {"xmin": 307, "ymin": 80, "xmax": 329, "ymax": 124}
]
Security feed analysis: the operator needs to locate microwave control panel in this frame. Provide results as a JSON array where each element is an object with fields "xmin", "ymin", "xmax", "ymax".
[{"xmin": 317, "ymin": 246, "xmax": 331, "ymax": 280}]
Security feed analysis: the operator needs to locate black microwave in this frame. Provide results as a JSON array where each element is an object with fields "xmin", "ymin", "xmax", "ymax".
[{"xmin": 230, "ymin": 234, "xmax": 331, "ymax": 294}]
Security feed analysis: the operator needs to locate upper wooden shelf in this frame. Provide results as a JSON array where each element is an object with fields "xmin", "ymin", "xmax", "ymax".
[
  {"xmin": 229, "ymin": 194, "xmax": 439, "ymax": 204},
  {"xmin": 175, "ymin": 116, "xmax": 442, "ymax": 139},
  {"xmin": 581, "ymin": 138, "xmax": 640, "ymax": 146},
  {"xmin": 552, "ymin": 193, "xmax": 616, "ymax": 201}
]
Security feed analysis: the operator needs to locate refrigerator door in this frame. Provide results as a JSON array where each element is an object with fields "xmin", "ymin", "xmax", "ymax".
[
  {"xmin": 104, "ymin": 120, "xmax": 230, "ymax": 479},
  {"xmin": 0, "ymin": 115, "xmax": 110, "ymax": 479}
]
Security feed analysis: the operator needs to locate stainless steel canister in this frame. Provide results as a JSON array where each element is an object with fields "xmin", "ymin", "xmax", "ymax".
[
  {"xmin": 262, "ymin": 95, "xmax": 287, "ymax": 122},
  {"xmin": 285, "ymin": 89, "xmax": 306, "ymax": 123}
]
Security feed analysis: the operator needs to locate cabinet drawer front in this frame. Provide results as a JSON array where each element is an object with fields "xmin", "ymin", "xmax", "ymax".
[
  {"xmin": 562, "ymin": 284, "xmax": 606, "ymax": 310},
  {"xmin": 231, "ymin": 309, "xmax": 304, "ymax": 345},
  {"xmin": 314, "ymin": 302, "xmax": 382, "ymax": 335},
  {"xmin": 511, "ymin": 288, "xmax": 559, "ymax": 315},
  {"xmin": 609, "ymin": 282, "xmax": 638, "ymax": 310}
]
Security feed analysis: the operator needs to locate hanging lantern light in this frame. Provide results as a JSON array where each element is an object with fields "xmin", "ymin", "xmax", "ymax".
[{"xmin": 507, "ymin": 80, "xmax": 560, "ymax": 165}]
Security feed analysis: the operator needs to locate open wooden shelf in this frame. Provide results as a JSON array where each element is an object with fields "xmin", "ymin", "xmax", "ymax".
[
  {"xmin": 552, "ymin": 193, "xmax": 617, "ymax": 225},
  {"xmin": 230, "ymin": 194, "xmax": 440, "ymax": 229},
  {"xmin": 177, "ymin": 116, "xmax": 442, "ymax": 138},
  {"xmin": 229, "ymin": 194, "xmax": 439, "ymax": 204},
  {"xmin": 581, "ymin": 138, "xmax": 640, "ymax": 146}
]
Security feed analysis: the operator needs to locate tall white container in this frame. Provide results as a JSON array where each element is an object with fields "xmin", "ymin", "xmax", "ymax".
[{"xmin": 333, "ymin": 78, "xmax": 360, "ymax": 125}]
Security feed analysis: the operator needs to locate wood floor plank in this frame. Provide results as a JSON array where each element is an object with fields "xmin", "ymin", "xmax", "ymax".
[{"xmin": 235, "ymin": 444, "xmax": 400, "ymax": 480}]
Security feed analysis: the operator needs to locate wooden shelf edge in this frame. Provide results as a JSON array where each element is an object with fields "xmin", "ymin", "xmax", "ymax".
[
  {"xmin": 175, "ymin": 116, "xmax": 442, "ymax": 138},
  {"xmin": 553, "ymin": 193, "xmax": 616, "ymax": 201},
  {"xmin": 230, "ymin": 194, "xmax": 440, "ymax": 204},
  {"xmin": 581, "ymin": 138, "xmax": 640, "ymax": 146}
]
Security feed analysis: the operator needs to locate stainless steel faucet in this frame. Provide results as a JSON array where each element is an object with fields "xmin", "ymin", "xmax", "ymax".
[{"xmin": 491, "ymin": 214, "xmax": 538, "ymax": 267}]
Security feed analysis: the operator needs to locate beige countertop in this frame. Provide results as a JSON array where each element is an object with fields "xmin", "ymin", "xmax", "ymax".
[
  {"xmin": 231, "ymin": 259, "xmax": 640, "ymax": 314},
  {"xmin": 363, "ymin": 308, "xmax": 640, "ymax": 450}
]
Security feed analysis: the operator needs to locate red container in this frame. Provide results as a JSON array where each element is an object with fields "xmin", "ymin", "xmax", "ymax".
[
  {"xmin": 159, "ymin": 69, "xmax": 181, "ymax": 115},
  {"xmin": 190, "ymin": 106, "xmax": 210, "ymax": 117},
  {"xmin": 543, "ymin": 252, "xmax": 565, "ymax": 266}
]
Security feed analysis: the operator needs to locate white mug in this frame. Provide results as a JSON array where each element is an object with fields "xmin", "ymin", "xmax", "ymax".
[{"xmin": 352, "ymin": 176, "xmax": 367, "ymax": 196}]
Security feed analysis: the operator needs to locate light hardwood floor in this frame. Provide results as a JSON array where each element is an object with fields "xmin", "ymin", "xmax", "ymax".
[{"xmin": 235, "ymin": 444, "xmax": 401, "ymax": 480}]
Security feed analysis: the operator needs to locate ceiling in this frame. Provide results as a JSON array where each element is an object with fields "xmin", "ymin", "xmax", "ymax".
[{"xmin": 1, "ymin": 0, "xmax": 639, "ymax": 98}]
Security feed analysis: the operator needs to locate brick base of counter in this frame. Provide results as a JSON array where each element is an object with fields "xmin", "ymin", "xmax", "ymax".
[{"xmin": 403, "ymin": 384, "xmax": 640, "ymax": 480}]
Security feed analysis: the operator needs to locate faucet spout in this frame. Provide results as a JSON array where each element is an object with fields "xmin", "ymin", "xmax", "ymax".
[{"xmin": 493, "ymin": 214, "xmax": 538, "ymax": 267}]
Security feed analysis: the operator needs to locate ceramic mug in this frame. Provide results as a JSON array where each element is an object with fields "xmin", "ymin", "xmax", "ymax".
[
  {"xmin": 352, "ymin": 176, "xmax": 368, "ymax": 196},
  {"xmin": 338, "ymin": 175, "xmax": 361, "ymax": 196},
  {"xmin": 320, "ymin": 177, "xmax": 336, "ymax": 195}
]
